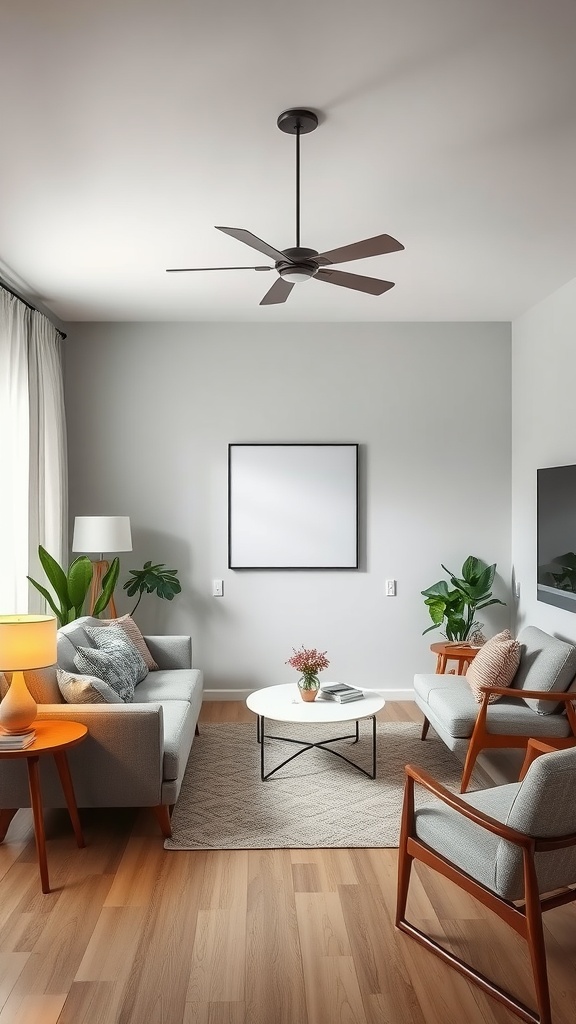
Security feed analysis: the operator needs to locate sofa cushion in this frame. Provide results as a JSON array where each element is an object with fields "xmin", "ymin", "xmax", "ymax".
[
  {"xmin": 511, "ymin": 625, "xmax": 576, "ymax": 714},
  {"xmin": 90, "ymin": 613, "xmax": 159, "ymax": 671},
  {"xmin": 466, "ymin": 631, "xmax": 521, "ymax": 703},
  {"xmin": 134, "ymin": 668, "xmax": 202, "ymax": 704},
  {"xmin": 417, "ymin": 674, "xmax": 572, "ymax": 739},
  {"xmin": 85, "ymin": 624, "xmax": 148, "ymax": 684},
  {"xmin": 57, "ymin": 668, "xmax": 124, "ymax": 704}
]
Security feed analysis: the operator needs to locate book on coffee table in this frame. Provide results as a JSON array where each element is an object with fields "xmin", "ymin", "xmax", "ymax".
[{"xmin": 320, "ymin": 683, "xmax": 364, "ymax": 703}]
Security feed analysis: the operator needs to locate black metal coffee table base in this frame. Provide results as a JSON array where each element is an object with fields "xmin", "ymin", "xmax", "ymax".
[{"xmin": 256, "ymin": 714, "xmax": 378, "ymax": 781}]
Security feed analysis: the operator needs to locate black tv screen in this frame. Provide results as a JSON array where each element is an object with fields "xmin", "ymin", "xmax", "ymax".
[{"xmin": 537, "ymin": 464, "xmax": 576, "ymax": 610}]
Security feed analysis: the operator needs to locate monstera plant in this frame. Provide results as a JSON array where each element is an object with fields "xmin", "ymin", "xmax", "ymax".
[
  {"xmin": 123, "ymin": 561, "xmax": 181, "ymax": 616},
  {"xmin": 422, "ymin": 555, "xmax": 505, "ymax": 642},
  {"xmin": 27, "ymin": 545, "xmax": 119, "ymax": 627}
]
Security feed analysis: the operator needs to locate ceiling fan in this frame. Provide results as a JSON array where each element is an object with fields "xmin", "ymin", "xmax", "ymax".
[{"xmin": 166, "ymin": 108, "xmax": 404, "ymax": 306}]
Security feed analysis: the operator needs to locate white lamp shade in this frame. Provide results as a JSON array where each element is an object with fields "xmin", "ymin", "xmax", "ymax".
[
  {"xmin": 72, "ymin": 516, "xmax": 132, "ymax": 554},
  {"xmin": 0, "ymin": 615, "xmax": 57, "ymax": 671}
]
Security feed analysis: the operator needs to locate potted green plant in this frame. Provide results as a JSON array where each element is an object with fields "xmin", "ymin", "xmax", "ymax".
[
  {"xmin": 27, "ymin": 545, "xmax": 119, "ymax": 626},
  {"xmin": 422, "ymin": 555, "xmax": 505, "ymax": 642},
  {"xmin": 122, "ymin": 561, "xmax": 181, "ymax": 616}
]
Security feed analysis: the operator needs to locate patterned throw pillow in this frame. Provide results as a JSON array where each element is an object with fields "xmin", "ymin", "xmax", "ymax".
[
  {"xmin": 57, "ymin": 668, "xmax": 124, "ymax": 704},
  {"xmin": 85, "ymin": 623, "xmax": 149, "ymax": 684},
  {"xmin": 466, "ymin": 630, "xmax": 521, "ymax": 704},
  {"xmin": 73, "ymin": 645, "xmax": 137, "ymax": 703},
  {"xmin": 93, "ymin": 614, "xmax": 159, "ymax": 671}
]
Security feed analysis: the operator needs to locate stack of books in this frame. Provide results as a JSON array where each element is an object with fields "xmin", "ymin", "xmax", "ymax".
[
  {"xmin": 0, "ymin": 728, "xmax": 36, "ymax": 751},
  {"xmin": 320, "ymin": 683, "xmax": 365, "ymax": 703}
]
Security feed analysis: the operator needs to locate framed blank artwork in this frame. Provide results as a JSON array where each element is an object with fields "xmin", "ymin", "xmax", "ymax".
[{"xmin": 228, "ymin": 443, "xmax": 359, "ymax": 569}]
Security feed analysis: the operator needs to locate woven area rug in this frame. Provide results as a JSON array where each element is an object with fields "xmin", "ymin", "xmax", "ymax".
[{"xmin": 165, "ymin": 721, "xmax": 480, "ymax": 850}]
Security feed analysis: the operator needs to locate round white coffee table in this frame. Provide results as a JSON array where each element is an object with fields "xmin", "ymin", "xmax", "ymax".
[{"xmin": 246, "ymin": 682, "xmax": 386, "ymax": 781}]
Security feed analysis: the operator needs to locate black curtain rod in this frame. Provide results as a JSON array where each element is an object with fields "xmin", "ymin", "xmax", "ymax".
[{"xmin": 0, "ymin": 278, "xmax": 67, "ymax": 340}]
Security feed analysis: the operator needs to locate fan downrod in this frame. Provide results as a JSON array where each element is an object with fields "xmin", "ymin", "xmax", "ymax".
[{"xmin": 276, "ymin": 109, "xmax": 319, "ymax": 134}]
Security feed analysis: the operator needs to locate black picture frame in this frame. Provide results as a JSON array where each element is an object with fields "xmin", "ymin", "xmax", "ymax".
[{"xmin": 228, "ymin": 443, "xmax": 359, "ymax": 570}]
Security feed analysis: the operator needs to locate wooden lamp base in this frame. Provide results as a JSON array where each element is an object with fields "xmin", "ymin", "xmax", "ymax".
[{"xmin": 88, "ymin": 560, "xmax": 118, "ymax": 618}]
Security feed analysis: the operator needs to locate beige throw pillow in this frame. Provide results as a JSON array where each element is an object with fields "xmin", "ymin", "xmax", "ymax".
[
  {"xmin": 466, "ymin": 630, "xmax": 520, "ymax": 704},
  {"xmin": 93, "ymin": 614, "xmax": 159, "ymax": 670}
]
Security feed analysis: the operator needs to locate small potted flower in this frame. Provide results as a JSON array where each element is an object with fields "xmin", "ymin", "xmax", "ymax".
[{"xmin": 286, "ymin": 645, "xmax": 330, "ymax": 702}]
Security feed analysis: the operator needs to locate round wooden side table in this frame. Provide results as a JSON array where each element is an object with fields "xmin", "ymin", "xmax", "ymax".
[
  {"xmin": 0, "ymin": 720, "xmax": 88, "ymax": 893},
  {"xmin": 430, "ymin": 641, "xmax": 481, "ymax": 675}
]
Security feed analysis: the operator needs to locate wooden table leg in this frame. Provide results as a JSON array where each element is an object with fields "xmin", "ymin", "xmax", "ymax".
[
  {"xmin": 53, "ymin": 751, "xmax": 85, "ymax": 848},
  {"xmin": 26, "ymin": 756, "xmax": 50, "ymax": 894}
]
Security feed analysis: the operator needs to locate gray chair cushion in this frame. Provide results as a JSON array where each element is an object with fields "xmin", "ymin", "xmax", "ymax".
[
  {"xmin": 414, "ymin": 784, "xmax": 521, "ymax": 896},
  {"xmin": 414, "ymin": 747, "xmax": 576, "ymax": 901},
  {"xmin": 512, "ymin": 625, "xmax": 576, "ymax": 713}
]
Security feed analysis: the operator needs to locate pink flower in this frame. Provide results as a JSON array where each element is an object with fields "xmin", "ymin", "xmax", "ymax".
[{"xmin": 286, "ymin": 645, "xmax": 330, "ymax": 674}]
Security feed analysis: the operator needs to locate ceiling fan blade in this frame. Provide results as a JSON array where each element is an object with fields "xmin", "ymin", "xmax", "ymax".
[
  {"xmin": 215, "ymin": 226, "xmax": 288, "ymax": 263},
  {"xmin": 315, "ymin": 269, "xmax": 395, "ymax": 296},
  {"xmin": 316, "ymin": 233, "xmax": 404, "ymax": 265},
  {"xmin": 260, "ymin": 278, "xmax": 294, "ymax": 305},
  {"xmin": 166, "ymin": 266, "xmax": 272, "ymax": 272}
]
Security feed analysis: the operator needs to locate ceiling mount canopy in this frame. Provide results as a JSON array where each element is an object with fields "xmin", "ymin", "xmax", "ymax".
[{"xmin": 166, "ymin": 107, "xmax": 404, "ymax": 305}]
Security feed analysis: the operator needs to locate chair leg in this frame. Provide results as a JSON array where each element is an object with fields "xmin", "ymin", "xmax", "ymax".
[
  {"xmin": 460, "ymin": 734, "xmax": 483, "ymax": 792},
  {"xmin": 396, "ymin": 776, "xmax": 414, "ymax": 925},
  {"xmin": 421, "ymin": 717, "xmax": 430, "ymax": 740},
  {"xmin": 153, "ymin": 804, "xmax": 173, "ymax": 838},
  {"xmin": 195, "ymin": 723, "xmax": 200, "ymax": 736},
  {"xmin": 524, "ymin": 858, "xmax": 552, "ymax": 1024}
]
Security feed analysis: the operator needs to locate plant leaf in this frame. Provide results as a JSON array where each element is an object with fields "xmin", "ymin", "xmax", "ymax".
[
  {"xmin": 38, "ymin": 545, "xmax": 72, "ymax": 611},
  {"xmin": 67, "ymin": 556, "xmax": 93, "ymax": 610},
  {"xmin": 93, "ymin": 557, "xmax": 120, "ymax": 616},
  {"xmin": 26, "ymin": 576, "xmax": 63, "ymax": 624}
]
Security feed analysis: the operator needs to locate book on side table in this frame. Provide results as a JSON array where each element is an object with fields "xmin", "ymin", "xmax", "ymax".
[
  {"xmin": 320, "ymin": 683, "xmax": 365, "ymax": 703},
  {"xmin": 0, "ymin": 728, "xmax": 36, "ymax": 750}
]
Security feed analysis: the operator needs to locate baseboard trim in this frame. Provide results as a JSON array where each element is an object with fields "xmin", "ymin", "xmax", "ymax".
[{"xmin": 203, "ymin": 687, "xmax": 416, "ymax": 702}]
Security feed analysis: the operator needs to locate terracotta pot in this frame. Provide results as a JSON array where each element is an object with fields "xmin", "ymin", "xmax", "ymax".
[{"xmin": 299, "ymin": 686, "xmax": 318, "ymax": 702}]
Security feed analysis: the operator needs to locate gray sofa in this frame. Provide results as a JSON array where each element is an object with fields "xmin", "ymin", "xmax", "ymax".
[
  {"xmin": 414, "ymin": 625, "xmax": 576, "ymax": 788},
  {"xmin": 0, "ymin": 616, "xmax": 203, "ymax": 837}
]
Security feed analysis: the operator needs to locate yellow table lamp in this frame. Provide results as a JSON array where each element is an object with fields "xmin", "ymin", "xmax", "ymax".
[{"xmin": 0, "ymin": 615, "xmax": 57, "ymax": 734}]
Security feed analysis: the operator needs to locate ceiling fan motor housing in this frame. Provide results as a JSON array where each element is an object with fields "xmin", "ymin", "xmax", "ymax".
[{"xmin": 277, "ymin": 246, "xmax": 320, "ymax": 283}]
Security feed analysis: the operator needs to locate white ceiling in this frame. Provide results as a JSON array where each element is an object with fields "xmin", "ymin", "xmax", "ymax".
[{"xmin": 2, "ymin": 0, "xmax": 576, "ymax": 323}]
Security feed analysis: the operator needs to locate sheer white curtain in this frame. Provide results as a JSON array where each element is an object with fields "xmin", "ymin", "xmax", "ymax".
[{"xmin": 0, "ymin": 286, "xmax": 68, "ymax": 613}]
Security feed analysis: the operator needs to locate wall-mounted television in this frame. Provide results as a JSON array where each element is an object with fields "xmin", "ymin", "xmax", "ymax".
[{"xmin": 537, "ymin": 463, "xmax": 576, "ymax": 610}]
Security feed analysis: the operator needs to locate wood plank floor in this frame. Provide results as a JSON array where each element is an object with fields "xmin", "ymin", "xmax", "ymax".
[{"xmin": 0, "ymin": 701, "xmax": 575, "ymax": 1024}]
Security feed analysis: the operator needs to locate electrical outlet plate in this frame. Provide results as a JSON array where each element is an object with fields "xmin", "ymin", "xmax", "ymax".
[
  {"xmin": 385, "ymin": 579, "xmax": 396, "ymax": 597},
  {"xmin": 212, "ymin": 579, "xmax": 224, "ymax": 597}
]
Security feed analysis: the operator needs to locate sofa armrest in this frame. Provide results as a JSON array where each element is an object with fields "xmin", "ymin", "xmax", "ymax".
[
  {"xmin": 0, "ymin": 703, "xmax": 165, "ymax": 809},
  {"xmin": 144, "ymin": 635, "xmax": 192, "ymax": 670}
]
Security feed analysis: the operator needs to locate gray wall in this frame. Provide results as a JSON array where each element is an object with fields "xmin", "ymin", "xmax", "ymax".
[
  {"xmin": 63, "ymin": 321, "xmax": 512, "ymax": 696},
  {"xmin": 512, "ymin": 275, "xmax": 576, "ymax": 638}
]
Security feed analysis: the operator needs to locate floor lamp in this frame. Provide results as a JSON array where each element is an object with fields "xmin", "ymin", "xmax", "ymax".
[{"xmin": 72, "ymin": 516, "xmax": 132, "ymax": 618}]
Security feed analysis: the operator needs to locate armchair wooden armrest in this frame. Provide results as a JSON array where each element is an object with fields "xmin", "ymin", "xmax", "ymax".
[
  {"xmin": 479, "ymin": 686, "xmax": 576, "ymax": 703},
  {"xmin": 403, "ymin": 763, "xmax": 533, "ymax": 847}
]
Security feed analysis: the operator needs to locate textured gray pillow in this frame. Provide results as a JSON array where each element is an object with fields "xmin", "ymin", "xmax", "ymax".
[
  {"xmin": 85, "ymin": 623, "xmax": 148, "ymax": 684},
  {"xmin": 57, "ymin": 668, "xmax": 124, "ymax": 704},
  {"xmin": 512, "ymin": 625, "xmax": 576, "ymax": 714},
  {"xmin": 70, "ymin": 623, "xmax": 147, "ymax": 704}
]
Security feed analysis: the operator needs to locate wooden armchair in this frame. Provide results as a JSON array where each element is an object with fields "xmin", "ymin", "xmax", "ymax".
[{"xmin": 396, "ymin": 747, "xmax": 576, "ymax": 1024}]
